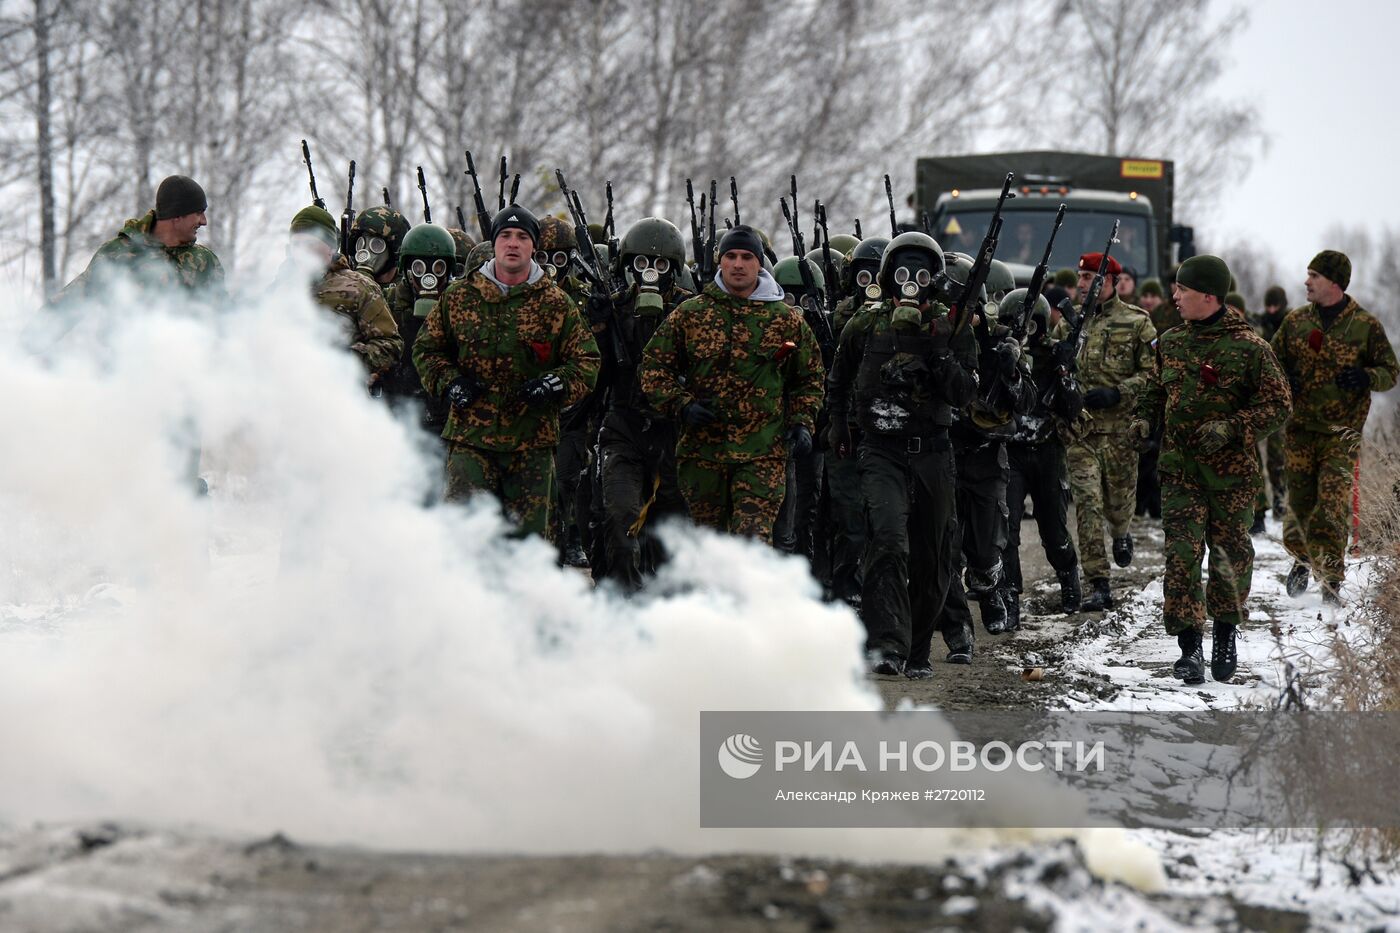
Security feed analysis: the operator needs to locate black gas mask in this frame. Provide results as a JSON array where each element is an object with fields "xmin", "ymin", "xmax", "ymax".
[
  {"xmin": 353, "ymin": 235, "xmax": 396, "ymax": 278},
  {"xmin": 849, "ymin": 259, "xmax": 881, "ymax": 302},
  {"xmin": 533, "ymin": 248, "xmax": 572, "ymax": 280},
  {"xmin": 406, "ymin": 255, "xmax": 451, "ymax": 317}
]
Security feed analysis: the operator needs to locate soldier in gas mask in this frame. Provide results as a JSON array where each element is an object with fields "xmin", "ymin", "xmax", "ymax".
[{"xmin": 825, "ymin": 231, "xmax": 980, "ymax": 677}]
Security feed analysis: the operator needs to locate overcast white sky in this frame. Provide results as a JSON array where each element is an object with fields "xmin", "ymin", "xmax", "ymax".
[{"xmin": 1210, "ymin": 0, "xmax": 1398, "ymax": 276}]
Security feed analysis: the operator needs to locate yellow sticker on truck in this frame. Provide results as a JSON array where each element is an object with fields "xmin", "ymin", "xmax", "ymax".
[{"xmin": 1120, "ymin": 160, "xmax": 1164, "ymax": 179}]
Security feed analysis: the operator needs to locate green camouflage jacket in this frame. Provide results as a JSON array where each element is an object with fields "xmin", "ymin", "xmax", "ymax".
[
  {"xmin": 1270, "ymin": 298, "xmax": 1398, "ymax": 434},
  {"xmin": 413, "ymin": 269, "xmax": 600, "ymax": 452},
  {"xmin": 1052, "ymin": 294, "xmax": 1157, "ymax": 435},
  {"xmin": 314, "ymin": 256, "xmax": 404, "ymax": 374},
  {"xmin": 1137, "ymin": 308, "xmax": 1291, "ymax": 489},
  {"xmin": 640, "ymin": 282, "xmax": 824, "ymax": 463},
  {"xmin": 54, "ymin": 210, "xmax": 225, "ymax": 306}
]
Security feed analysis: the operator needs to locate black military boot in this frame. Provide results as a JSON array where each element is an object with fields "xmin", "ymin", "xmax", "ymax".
[
  {"xmin": 979, "ymin": 591, "xmax": 1009, "ymax": 635},
  {"xmin": 1249, "ymin": 511, "xmax": 1266, "ymax": 536},
  {"xmin": 563, "ymin": 525, "xmax": 589, "ymax": 568},
  {"xmin": 1112, "ymin": 533, "xmax": 1134, "ymax": 567},
  {"xmin": 1285, "ymin": 562, "xmax": 1310, "ymax": 597},
  {"xmin": 1174, "ymin": 629, "xmax": 1205, "ymax": 684},
  {"xmin": 1057, "ymin": 567, "xmax": 1082, "ymax": 614},
  {"xmin": 1321, "ymin": 584, "xmax": 1343, "ymax": 608},
  {"xmin": 1001, "ymin": 588, "xmax": 1022, "ymax": 632},
  {"xmin": 867, "ymin": 651, "xmax": 904, "ymax": 676},
  {"xmin": 1210, "ymin": 620, "xmax": 1238, "ymax": 682},
  {"xmin": 905, "ymin": 660, "xmax": 934, "ymax": 680},
  {"xmin": 1079, "ymin": 577, "xmax": 1113, "ymax": 612}
]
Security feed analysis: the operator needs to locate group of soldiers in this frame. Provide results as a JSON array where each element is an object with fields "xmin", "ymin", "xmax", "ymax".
[{"xmin": 51, "ymin": 171, "xmax": 1399, "ymax": 689}]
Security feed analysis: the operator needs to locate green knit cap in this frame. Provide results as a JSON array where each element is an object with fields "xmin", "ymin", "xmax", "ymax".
[
  {"xmin": 1308, "ymin": 250, "xmax": 1351, "ymax": 289},
  {"xmin": 290, "ymin": 205, "xmax": 338, "ymax": 247},
  {"xmin": 1139, "ymin": 277, "xmax": 1163, "ymax": 299},
  {"xmin": 1175, "ymin": 254, "xmax": 1231, "ymax": 300},
  {"xmin": 1225, "ymin": 291, "xmax": 1247, "ymax": 311},
  {"xmin": 1053, "ymin": 268, "xmax": 1078, "ymax": 288}
]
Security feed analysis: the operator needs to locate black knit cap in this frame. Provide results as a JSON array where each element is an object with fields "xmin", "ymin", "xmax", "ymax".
[
  {"xmin": 490, "ymin": 205, "xmax": 540, "ymax": 245},
  {"xmin": 717, "ymin": 224, "xmax": 764, "ymax": 260},
  {"xmin": 155, "ymin": 175, "xmax": 208, "ymax": 220}
]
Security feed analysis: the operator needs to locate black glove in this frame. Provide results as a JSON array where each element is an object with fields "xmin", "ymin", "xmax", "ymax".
[
  {"xmin": 444, "ymin": 375, "xmax": 486, "ymax": 414},
  {"xmin": 586, "ymin": 291, "xmax": 618, "ymax": 327},
  {"xmin": 1051, "ymin": 340, "xmax": 1078, "ymax": 370},
  {"xmin": 519, "ymin": 372, "xmax": 565, "ymax": 408},
  {"xmin": 787, "ymin": 425, "xmax": 814, "ymax": 458},
  {"xmin": 681, "ymin": 399, "xmax": 719, "ymax": 426},
  {"xmin": 994, "ymin": 339, "xmax": 1022, "ymax": 380},
  {"xmin": 1336, "ymin": 366, "xmax": 1371, "ymax": 391},
  {"xmin": 828, "ymin": 418, "xmax": 853, "ymax": 459},
  {"xmin": 1083, "ymin": 386, "xmax": 1121, "ymax": 410}
]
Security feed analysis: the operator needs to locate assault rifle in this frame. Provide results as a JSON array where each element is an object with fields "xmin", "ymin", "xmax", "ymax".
[
  {"xmin": 780, "ymin": 190, "xmax": 836, "ymax": 363},
  {"xmin": 464, "ymin": 150, "xmax": 493, "ymax": 240},
  {"xmin": 854, "ymin": 218, "xmax": 862, "ymax": 240},
  {"xmin": 508, "ymin": 173, "xmax": 520, "ymax": 206},
  {"xmin": 340, "ymin": 160, "xmax": 356, "ymax": 259},
  {"xmin": 497, "ymin": 156, "xmax": 508, "ymax": 210},
  {"xmin": 1045, "ymin": 219, "xmax": 1119, "ymax": 407},
  {"xmin": 941, "ymin": 172, "xmax": 1015, "ymax": 338},
  {"xmin": 1006, "ymin": 203, "xmax": 1066, "ymax": 342},
  {"xmin": 884, "ymin": 174, "xmax": 897, "ymax": 236},
  {"xmin": 686, "ymin": 179, "xmax": 705, "ymax": 272},
  {"xmin": 301, "ymin": 140, "xmax": 325, "ymax": 210},
  {"xmin": 556, "ymin": 168, "xmax": 628, "ymax": 367},
  {"xmin": 382, "ymin": 187, "xmax": 392, "ymax": 208},
  {"xmin": 729, "ymin": 176, "xmax": 741, "ymax": 226},
  {"xmin": 456, "ymin": 205, "xmax": 467, "ymax": 231},
  {"xmin": 416, "ymin": 166, "xmax": 432, "ymax": 224},
  {"xmin": 814, "ymin": 201, "xmax": 839, "ymax": 315}
]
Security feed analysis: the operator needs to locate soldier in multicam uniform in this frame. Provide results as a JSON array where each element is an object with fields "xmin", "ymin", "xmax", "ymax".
[
  {"xmin": 825, "ymin": 231, "xmax": 980, "ymax": 677},
  {"xmin": 1005, "ymin": 288, "xmax": 1084, "ymax": 616},
  {"xmin": 1134, "ymin": 255, "xmax": 1291, "ymax": 684},
  {"xmin": 1055, "ymin": 251, "xmax": 1157, "ymax": 612},
  {"xmin": 413, "ymin": 205, "xmax": 600, "ymax": 539},
  {"xmin": 1271, "ymin": 250, "xmax": 1399, "ymax": 604},
  {"xmin": 639, "ymin": 225, "xmax": 824, "ymax": 543},
  {"xmin": 589, "ymin": 217, "xmax": 692, "ymax": 588},
  {"xmin": 54, "ymin": 174, "xmax": 225, "ymax": 307},
  {"xmin": 447, "ymin": 228, "xmax": 476, "ymax": 279},
  {"xmin": 287, "ymin": 205, "xmax": 404, "ymax": 381}
]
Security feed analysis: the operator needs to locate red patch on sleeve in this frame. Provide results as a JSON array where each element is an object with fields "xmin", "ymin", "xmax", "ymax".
[
  {"xmin": 529, "ymin": 340, "xmax": 552, "ymax": 364},
  {"xmin": 1308, "ymin": 329, "xmax": 1324, "ymax": 352},
  {"xmin": 1200, "ymin": 362, "xmax": 1219, "ymax": 386}
]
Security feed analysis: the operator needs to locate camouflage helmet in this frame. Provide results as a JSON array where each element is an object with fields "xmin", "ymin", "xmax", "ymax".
[
  {"xmin": 620, "ymin": 217, "xmax": 686, "ymax": 265},
  {"xmin": 986, "ymin": 259, "xmax": 1015, "ymax": 297},
  {"xmin": 847, "ymin": 235, "xmax": 890, "ymax": 297},
  {"xmin": 772, "ymin": 256, "xmax": 826, "ymax": 293},
  {"xmin": 466, "ymin": 239, "xmax": 494, "ymax": 272},
  {"xmin": 877, "ymin": 231, "xmax": 945, "ymax": 298},
  {"xmin": 537, "ymin": 214, "xmax": 576, "ymax": 253},
  {"xmin": 826, "ymin": 233, "xmax": 860, "ymax": 256},
  {"xmin": 350, "ymin": 206, "xmax": 411, "ymax": 277},
  {"xmin": 447, "ymin": 227, "xmax": 475, "ymax": 258},
  {"xmin": 998, "ymin": 288, "xmax": 1051, "ymax": 340}
]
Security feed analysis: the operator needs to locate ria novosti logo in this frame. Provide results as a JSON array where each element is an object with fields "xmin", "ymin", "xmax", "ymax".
[{"xmin": 717, "ymin": 733, "xmax": 763, "ymax": 779}]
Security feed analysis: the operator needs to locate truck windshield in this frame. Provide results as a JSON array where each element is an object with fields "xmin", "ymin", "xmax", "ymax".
[{"xmin": 933, "ymin": 210, "xmax": 1153, "ymax": 277}]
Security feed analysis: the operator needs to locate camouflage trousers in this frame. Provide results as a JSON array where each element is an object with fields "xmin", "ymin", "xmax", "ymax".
[
  {"xmin": 1161, "ymin": 477, "xmax": 1257, "ymax": 635},
  {"xmin": 445, "ymin": 443, "xmax": 555, "ymax": 540},
  {"xmin": 1283, "ymin": 424, "xmax": 1360, "ymax": 590},
  {"xmin": 1066, "ymin": 431, "xmax": 1139, "ymax": 580},
  {"xmin": 676, "ymin": 455, "xmax": 787, "ymax": 543}
]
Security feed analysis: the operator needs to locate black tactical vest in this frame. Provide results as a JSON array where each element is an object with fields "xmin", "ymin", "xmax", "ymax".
[{"xmin": 853, "ymin": 329, "xmax": 951, "ymax": 438}]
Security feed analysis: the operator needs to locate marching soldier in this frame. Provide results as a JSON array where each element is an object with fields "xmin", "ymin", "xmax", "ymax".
[
  {"xmin": 1271, "ymin": 251, "xmax": 1398, "ymax": 603},
  {"xmin": 1259, "ymin": 284, "xmax": 1290, "ymax": 519},
  {"xmin": 413, "ymin": 205, "xmax": 600, "ymax": 539},
  {"xmin": 825, "ymin": 231, "xmax": 980, "ymax": 676},
  {"xmin": 640, "ymin": 225, "xmax": 824, "ymax": 543},
  {"xmin": 1058, "ymin": 251, "xmax": 1157, "ymax": 611},
  {"xmin": 1135, "ymin": 255, "xmax": 1291, "ymax": 684}
]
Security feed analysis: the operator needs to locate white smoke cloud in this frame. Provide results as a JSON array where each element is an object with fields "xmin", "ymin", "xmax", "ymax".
[{"xmin": 0, "ymin": 273, "xmax": 1162, "ymax": 891}]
